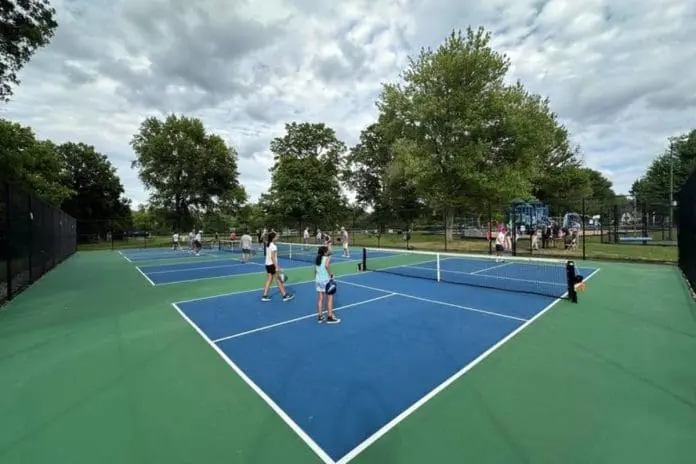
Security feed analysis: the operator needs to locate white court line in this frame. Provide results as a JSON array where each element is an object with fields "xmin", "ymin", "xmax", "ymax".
[
  {"xmin": 172, "ymin": 268, "xmax": 366, "ymax": 304},
  {"xmin": 152, "ymin": 264, "xmax": 268, "ymax": 286},
  {"xmin": 406, "ymin": 264, "xmax": 566, "ymax": 287},
  {"xmin": 335, "ymin": 266, "xmax": 602, "ymax": 464},
  {"xmin": 117, "ymin": 250, "xmax": 133, "ymax": 263},
  {"xmin": 171, "ymin": 303, "xmax": 335, "ymax": 464},
  {"xmin": 338, "ymin": 280, "xmax": 527, "ymax": 322},
  {"xmin": 135, "ymin": 266, "xmax": 156, "ymax": 286},
  {"xmin": 212, "ymin": 294, "xmax": 397, "ymax": 343},
  {"xmin": 470, "ymin": 261, "xmax": 513, "ymax": 274},
  {"xmin": 145, "ymin": 261, "xmax": 251, "ymax": 275}
]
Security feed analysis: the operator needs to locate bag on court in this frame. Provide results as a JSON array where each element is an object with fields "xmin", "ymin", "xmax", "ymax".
[{"xmin": 279, "ymin": 272, "xmax": 288, "ymax": 283}]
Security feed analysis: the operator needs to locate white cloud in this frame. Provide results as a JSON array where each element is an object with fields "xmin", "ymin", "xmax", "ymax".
[{"xmin": 3, "ymin": 0, "xmax": 695, "ymax": 210}]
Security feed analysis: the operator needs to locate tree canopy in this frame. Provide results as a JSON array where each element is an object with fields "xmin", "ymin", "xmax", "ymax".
[
  {"xmin": 263, "ymin": 122, "xmax": 348, "ymax": 231},
  {"xmin": 0, "ymin": 0, "xmax": 59, "ymax": 101},
  {"xmin": 130, "ymin": 114, "xmax": 247, "ymax": 231}
]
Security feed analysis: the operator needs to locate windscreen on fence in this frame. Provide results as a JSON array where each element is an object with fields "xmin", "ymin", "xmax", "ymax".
[{"xmin": 0, "ymin": 178, "xmax": 77, "ymax": 305}]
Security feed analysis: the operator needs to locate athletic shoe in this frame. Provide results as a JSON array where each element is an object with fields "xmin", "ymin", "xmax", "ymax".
[
  {"xmin": 317, "ymin": 314, "xmax": 325, "ymax": 323},
  {"xmin": 282, "ymin": 293, "xmax": 295, "ymax": 302},
  {"xmin": 261, "ymin": 296, "xmax": 271, "ymax": 302},
  {"xmin": 326, "ymin": 315, "xmax": 341, "ymax": 324}
]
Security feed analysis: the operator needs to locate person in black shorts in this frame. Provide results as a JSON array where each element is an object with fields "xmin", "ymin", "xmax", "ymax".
[{"xmin": 261, "ymin": 232, "xmax": 294, "ymax": 302}]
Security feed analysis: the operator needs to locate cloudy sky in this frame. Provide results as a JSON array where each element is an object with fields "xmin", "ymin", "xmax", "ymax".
[{"xmin": 3, "ymin": 0, "xmax": 695, "ymax": 207}]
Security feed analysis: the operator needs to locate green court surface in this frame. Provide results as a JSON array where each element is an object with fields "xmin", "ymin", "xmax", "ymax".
[{"xmin": 1, "ymin": 251, "xmax": 695, "ymax": 464}]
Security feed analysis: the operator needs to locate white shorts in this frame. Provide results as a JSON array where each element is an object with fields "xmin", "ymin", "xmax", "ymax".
[
  {"xmin": 343, "ymin": 242, "xmax": 349, "ymax": 249},
  {"xmin": 316, "ymin": 279, "xmax": 329, "ymax": 293}
]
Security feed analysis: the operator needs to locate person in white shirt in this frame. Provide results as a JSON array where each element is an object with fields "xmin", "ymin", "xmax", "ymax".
[
  {"xmin": 303, "ymin": 228, "xmax": 310, "ymax": 249},
  {"xmin": 188, "ymin": 231, "xmax": 194, "ymax": 250},
  {"xmin": 193, "ymin": 230, "xmax": 202, "ymax": 256},
  {"xmin": 240, "ymin": 231, "xmax": 253, "ymax": 263},
  {"xmin": 261, "ymin": 232, "xmax": 294, "ymax": 302},
  {"xmin": 172, "ymin": 232, "xmax": 180, "ymax": 250},
  {"xmin": 340, "ymin": 227, "xmax": 350, "ymax": 258},
  {"xmin": 315, "ymin": 229, "xmax": 322, "ymax": 244},
  {"xmin": 495, "ymin": 230, "xmax": 506, "ymax": 262}
]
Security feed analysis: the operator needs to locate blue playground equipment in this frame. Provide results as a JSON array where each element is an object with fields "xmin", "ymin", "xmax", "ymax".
[{"xmin": 507, "ymin": 199, "xmax": 550, "ymax": 233}]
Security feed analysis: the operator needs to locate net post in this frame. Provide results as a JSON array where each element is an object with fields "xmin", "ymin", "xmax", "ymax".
[
  {"xmin": 289, "ymin": 242, "xmax": 293, "ymax": 260},
  {"xmin": 436, "ymin": 253, "xmax": 441, "ymax": 282},
  {"xmin": 362, "ymin": 247, "xmax": 367, "ymax": 271},
  {"xmin": 566, "ymin": 260, "xmax": 578, "ymax": 303}
]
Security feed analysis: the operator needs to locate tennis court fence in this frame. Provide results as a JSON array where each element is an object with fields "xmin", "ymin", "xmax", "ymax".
[
  {"xmin": 678, "ymin": 170, "xmax": 696, "ymax": 294},
  {"xmin": 0, "ymin": 177, "xmax": 77, "ymax": 305}
]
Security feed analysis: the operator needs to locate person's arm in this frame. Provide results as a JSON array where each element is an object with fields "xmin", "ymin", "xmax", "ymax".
[
  {"xmin": 325, "ymin": 256, "xmax": 333, "ymax": 278},
  {"xmin": 272, "ymin": 249, "xmax": 281, "ymax": 271}
]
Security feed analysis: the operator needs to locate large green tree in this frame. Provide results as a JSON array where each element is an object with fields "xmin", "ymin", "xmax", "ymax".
[
  {"xmin": 631, "ymin": 130, "xmax": 696, "ymax": 219},
  {"xmin": 130, "ymin": 114, "xmax": 247, "ymax": 231},
  {"xmin": 375, "ymin": 27, "xmax": 578, "ymax": 238},
  {"xmin": 0, "ymin": 118, "xmax": 72, "ymax": 203},
  {"xmin": 344, "ymin": 122, "xmax": 424, "ymax": 231},
  {"xmin": 59, "ymin": 142, "xmax": 131, "ymax": 237},
  {"xmin": 264, "ymin": 122, "xmax": 348, "ymax": 231},
  {"xmin": 0, "ymin": 0, "xmax": 59, "ymax": 101}
]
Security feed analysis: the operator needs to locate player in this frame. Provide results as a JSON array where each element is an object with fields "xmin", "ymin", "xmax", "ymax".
[
  {"xmin": 494, "ymin": 229, "xmax": 506, "ymax": 262},
  {"xmin": 193, "ymin": 230, "xmax": 203, "ymax": 256},
  {"xmin": 188, "ymin": 230, "xmax": 195, "ymax": 251},
  {"xmin": 315, "ymin": 229, "xmax": 322, "ymax": 244},
  {"xmin": 340, "ymin": 227, "xmax": 350, "ymax": 258},
  {"xmin": 261, "ymin": 232, "xmax": 294, "ymax": 302},
  {"xmin": 172, "ymin": 232, "xmax": 180, "ymax": 250},
  {"xmin": 303, "ymin": 227, "xmax": 310, "ymax": 249},
  {"xmin": 240, "ymin": 230, "xmax": 253, "ymax": 263},
  {"xmin": 314, "ymin": 246, "xmax": 340, "ymax": 324}
]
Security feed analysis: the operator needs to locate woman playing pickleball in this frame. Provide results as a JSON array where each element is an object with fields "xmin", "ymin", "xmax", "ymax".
[
  {"xmin": 261, "ymin": 232, "xmax": 294, "ymax": 302},
  {"xmin": 314, "ymin": 246, "xmax": 340, "ymax": 324}
]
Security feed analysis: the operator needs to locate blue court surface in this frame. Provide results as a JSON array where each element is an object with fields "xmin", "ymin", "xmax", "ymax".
[
  {"xmin": 136, "ymin": 249, "xmax": 365, "ymax": 286},
  {"xmin": 118, "ymin": 247, "xmax": 225, "ymax": 262},
  {"xmin": 172, "ymin": 263, "xmax": 599, "ymax": 462}
]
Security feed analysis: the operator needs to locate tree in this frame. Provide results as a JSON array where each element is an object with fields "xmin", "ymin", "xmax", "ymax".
[
  {"xmin": 584, "ymin": 168, "xmax": 615, "ymax": 202},
  {"xmin": 631, "ymin": 129, "xmax": 696, "ymax": 220},
  {"xmin": 130, "ymin": 114, "xmax": 247, "ymax": 231},
  {"xmin": 59, "ymin": 142, "xmax": 131, "ymax": 238},
  {"xmin": 0, "ymin": 0, "xmax": 59, "ymax": 101},
  {"xmin": 0, "ymin": 118, "xmax": 73, "ymax": 203},
  {"xmin": 264, "ymin": 122, "xmax": 348, "ymax": 231},
  {"xmin": 344, "ymin": 122, "xmax": 425, "ymax": 231},
  {"xmin": 376, "ymin": 27, "xmax": 578, "ymax": 239}
]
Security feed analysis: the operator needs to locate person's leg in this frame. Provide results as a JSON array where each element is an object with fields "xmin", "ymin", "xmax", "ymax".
[
  {"xmin": 326, "ymin": 294, "xmax": 340, "ymax": 323},
  {"xmin": 317, "ymin": 291, "xmax": 324, "ymax": 321},
  {"xmin": 262, "ymin": 273, "xmax": 273, "ymax": 300},
  {"xmin": 274, "ymin": 275, "xmax": 294, "ymax": 301}
]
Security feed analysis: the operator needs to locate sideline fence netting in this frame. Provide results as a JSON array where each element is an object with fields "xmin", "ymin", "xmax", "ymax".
[
  {"xmin": 1, "ymin": 177, "xmax": 76, "ymax": 305},
  {"xmin": 678, "ymin": 170, "xmax": 696, "ymax": 292},
  {"xmin": 362, "ymin": 247, "xmax": 581, "ymax": 301}
]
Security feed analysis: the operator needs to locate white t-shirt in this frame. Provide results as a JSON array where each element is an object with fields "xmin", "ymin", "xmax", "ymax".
[
  {"xmin": 194, "ymin": 233, "xmax": 201, "ymax": 243},
  {"xmin": 240, "ymin": 234, "xmax": 252, "ymax": 249},
  {"xmin": 341, "ymin": 229, "xmax": 348, "ymax": 245},
  {"xmin": 265, "ymin": 242, "xmax": 277, "ymax": 266},
  {"xmin": 189, "ymin": 232, "xmax": 194, "ymax": 241},
  {"xmin": 304, "ymin": 229, "xmax": 309, "ymax": 240},
  {"xmin": 495, "ymin": 232, "xmax": 506, "ymax": 247},
  {"xmin": 316, "ymin": 231, "xmax": 322, "ymax": 240},
  {"xmin": 172, "ymin": 233, "xmax": 179, "ymax": 242}
]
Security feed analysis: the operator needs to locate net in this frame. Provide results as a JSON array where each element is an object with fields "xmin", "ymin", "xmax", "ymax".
[
  {"xmin": 219, "ymin": 239, "xmax": 259, "ymax": 256},
  {"xmin": 362, "ymin": 247, "xmax": 578, "ymax": 300},
  {"xmin": 274, "ymin": 242, "xmax": 325, "ymax": 264}
]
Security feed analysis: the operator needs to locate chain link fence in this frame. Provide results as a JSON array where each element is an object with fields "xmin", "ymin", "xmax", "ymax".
[
  {"xmin": 678, "ymin": 171, "xmax": 696, "ymax": 293},
  {"xmin": 1, "ymin": 178, "xmax": 77, "ymax": 305},
  {"xmin": 277, "ymin": 196, "xmax": 677, "ymax": 264}
]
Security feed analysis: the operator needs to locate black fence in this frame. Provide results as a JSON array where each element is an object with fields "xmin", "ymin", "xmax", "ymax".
[
  {"xmin": 0, "ymin": 178, "xmax": 77, "ymax": 305},
  {"xmin": 280, "ymin": 196, "xmax": 678, "ymax": 264},
  {"xmin": 678, "ymin": 171, "xmax": 696, "ymax": 292}
]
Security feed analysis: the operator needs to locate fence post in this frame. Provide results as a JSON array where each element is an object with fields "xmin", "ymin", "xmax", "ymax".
[
  {"xmin": 582, "ymin": 198, "xmax": 586, "ymax": 260},
  {"xmin": 27, "ymin": 192, "xmax": 33, "ymax": 284},
  {"xmin": 6, "ymin": 181, "xmax": 13, "ymax": 301},
  {"xmin": 488, "ymin": 202, "xmax": 492, "ymax": 255}
]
